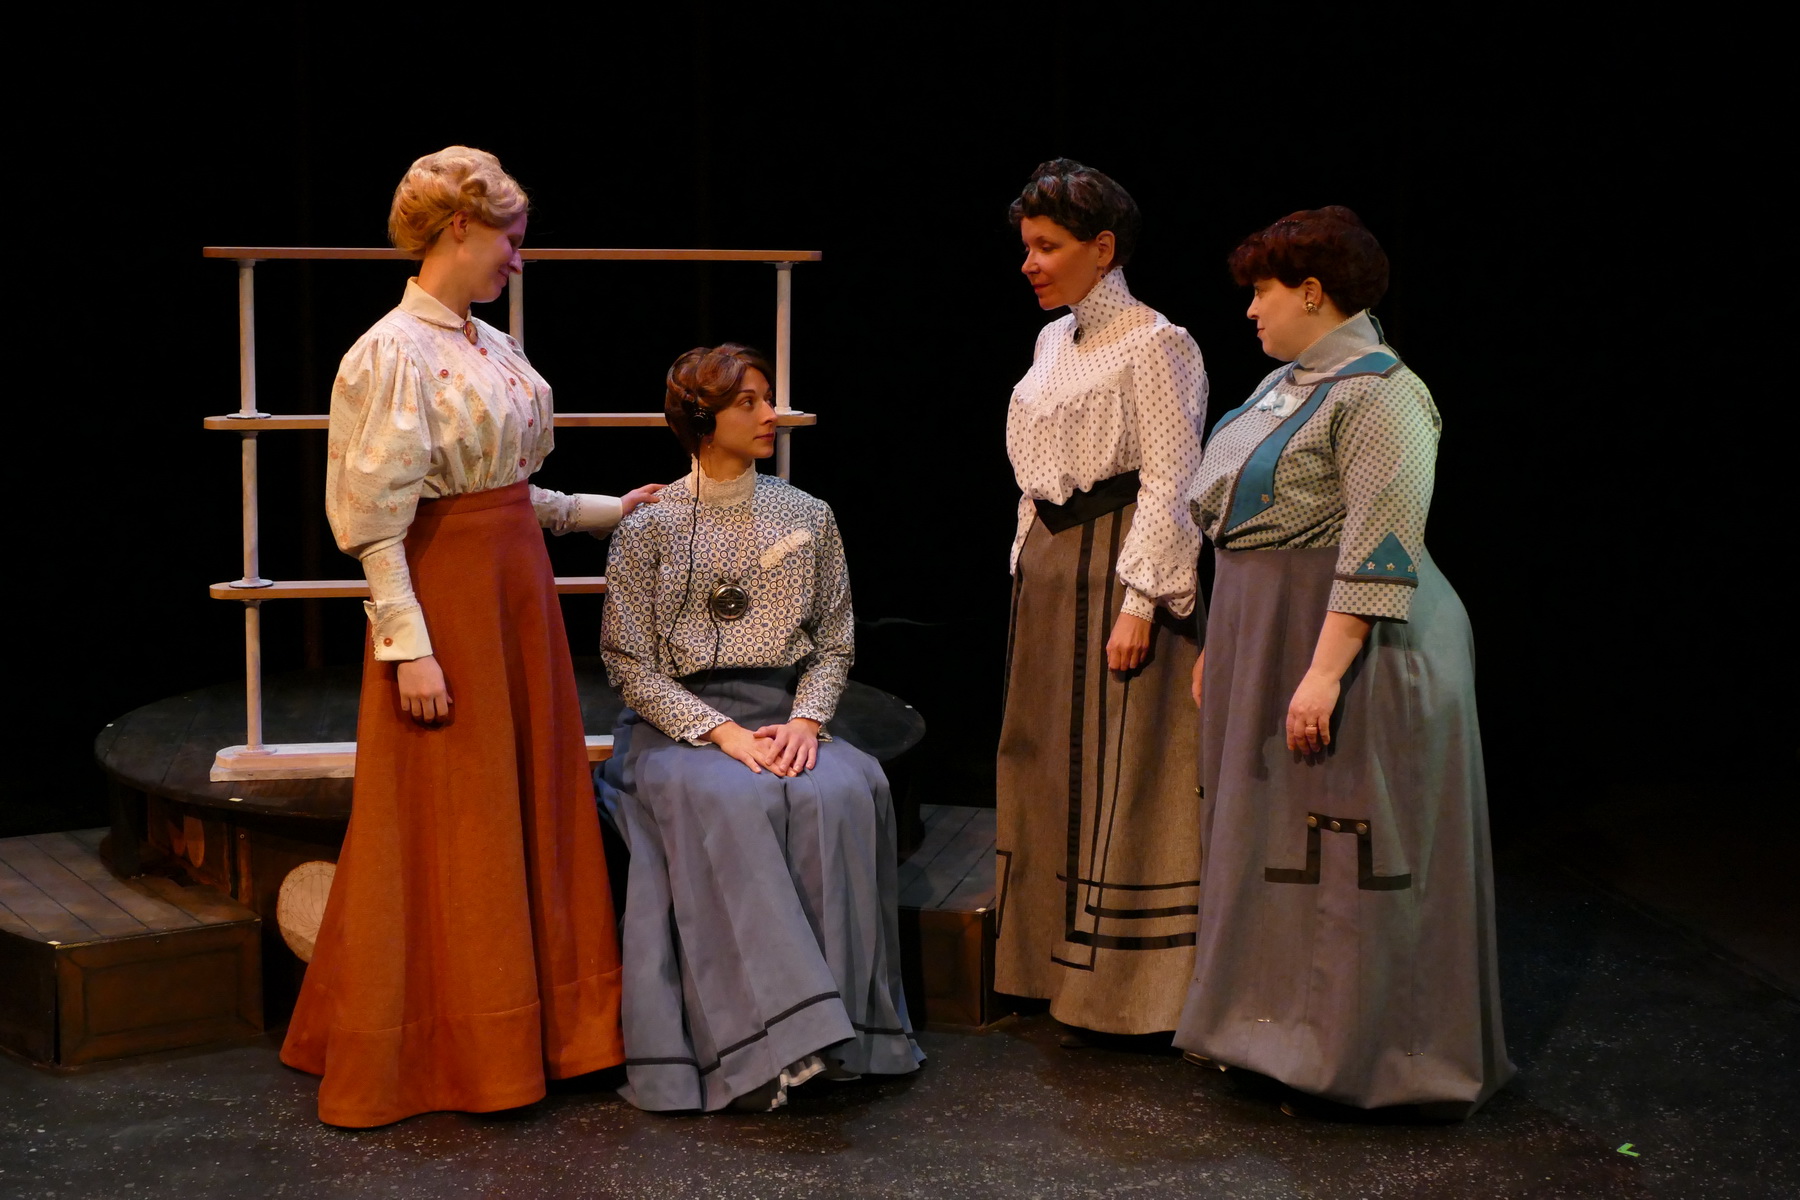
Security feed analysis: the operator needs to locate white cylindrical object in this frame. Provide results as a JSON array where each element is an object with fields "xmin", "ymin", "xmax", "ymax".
[
  {"xmin": 774, "ymin": 263, "xmax": 792, "ymax": 410},
  {"xmin": 775, "ymin": 263, "xmax": 793, "ymax": 479},
  {"xmin": 245, "ymin": 600, "xmax": 265, "ymax": 752},
  {"xmin": 509, "ymin": 267, "xmax": 524, "ymax": 344}
]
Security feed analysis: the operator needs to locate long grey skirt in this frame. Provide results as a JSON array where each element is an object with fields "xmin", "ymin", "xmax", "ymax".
[
  {"xmin": 994, "ymin": 505, "xmax": 1203, "ymax": 1034},
  {"xmin": 595, "ymin": 669, "xmax": 924, "ymax": 1112},
  {"xmin": 1173, "ymin": 546, "xmax": 1513, "ymax": 1114}
]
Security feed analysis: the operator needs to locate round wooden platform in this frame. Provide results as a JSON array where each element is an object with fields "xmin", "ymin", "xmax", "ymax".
[
  {"xmin": 95, "ymin": 663, "xmax": 927, "ymax": 1022},
  {"xmin": 95, "ymin": 660, "xmax": 926, "ymax": 822}
]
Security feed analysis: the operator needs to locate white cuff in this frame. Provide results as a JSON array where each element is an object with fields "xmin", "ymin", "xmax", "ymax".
[
  {"xmin": 363, "ymin": 599, "xmax": 434, "ymax": 661},
  {"xmin": 1120, "ymin": 587, "xmax": 1157, "ymax": 622},
  {"xmin": 571, "ymin": 493, "xmax": 623, "ymax": 536}
]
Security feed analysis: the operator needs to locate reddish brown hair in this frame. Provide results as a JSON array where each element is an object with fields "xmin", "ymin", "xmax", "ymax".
[
  {"xmin": 1007, "ymin": 158, "xmax": 1141, "ymax": 269},
  {"xmin": 663, "ymin": 343, "xmax": 775, "ymax": 455},
  {"xmin": 1228, "ymin": 206, "xmax": 1389, "ymax": 314}
]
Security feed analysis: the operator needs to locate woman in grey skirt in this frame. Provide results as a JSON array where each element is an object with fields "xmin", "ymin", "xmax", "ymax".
[
  {"xmin": 595, "ymin": 344, "xmax": 923, "ymax": 1112},
  {"xmin": 1175, "ymin": 207, "xmax": 1512, "ymax": 1116},
  {"xmin": 994, "ymin": 159, "xmax": 1208, "ymax": 1039}
]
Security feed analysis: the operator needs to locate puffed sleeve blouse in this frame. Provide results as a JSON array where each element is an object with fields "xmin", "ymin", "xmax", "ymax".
[
  {"xmin": 325, "ymin": 279, "xmax": 623, "ymax": 660},
  {"xmin": 1005, "ymin": 269, "xmax": 1207, "ymax": 620}
]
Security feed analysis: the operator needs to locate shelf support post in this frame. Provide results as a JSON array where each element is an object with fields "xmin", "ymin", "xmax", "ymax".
[
  {"xmin": 774, "ymin": 262, "xmax": 793, "ymax": 480},
  {"xmin": 508, "ymin": 267, "xmax": 524, "ymax": 344},
  {"xmin": 226, "ymin": 259, "xmax": 271, "ymax": 756}
]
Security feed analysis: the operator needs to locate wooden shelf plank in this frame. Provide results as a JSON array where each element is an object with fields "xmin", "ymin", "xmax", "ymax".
[
  {"xmin": 203, "ymin": 247, "xmax": 821, "ymax": 262},
  {"xmin": 202, "ymin": 411, "xmax": 817, "ymax": 431},
  {"xmin": 209, "ymin": 735, "xmax": 613, "ymax": 781},
  {"xmin": 209, "ymin": 576, "xmax": 607, "ymax": 600},
  {"xmin": 202, "ymin": 415, "xmax": 329, "ymax": 430}
]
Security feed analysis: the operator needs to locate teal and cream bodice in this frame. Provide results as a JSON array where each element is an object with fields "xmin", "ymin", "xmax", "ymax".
[{"xmin": 1190, "ymin": 312, "xmax": 1440, "ymax": 621}]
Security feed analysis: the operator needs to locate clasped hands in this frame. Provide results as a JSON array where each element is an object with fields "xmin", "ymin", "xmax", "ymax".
[{"xmin": 708, "ymin": 717, "xmax": 821, "ymax": 776}]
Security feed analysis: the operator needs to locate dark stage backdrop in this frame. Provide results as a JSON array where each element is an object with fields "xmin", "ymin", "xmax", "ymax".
[{"xmin": 16, "ymin": 13, "xmax": 1778, "ymax": 852}]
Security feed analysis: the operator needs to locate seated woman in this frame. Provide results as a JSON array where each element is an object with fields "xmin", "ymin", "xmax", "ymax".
[{"xmin": 595, "ymin": 343, "xmax": 924, "ymax": 1113}]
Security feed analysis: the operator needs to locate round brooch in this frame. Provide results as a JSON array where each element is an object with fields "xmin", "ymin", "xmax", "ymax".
[{"xmin": 709, "ymin": 582, "xmax": 750, "ymax": 621}]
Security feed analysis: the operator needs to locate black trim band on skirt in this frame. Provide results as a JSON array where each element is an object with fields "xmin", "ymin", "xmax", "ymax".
[{"xmin": 1034, "ymin": 471, "xmax": 1141, "ymax": 535}]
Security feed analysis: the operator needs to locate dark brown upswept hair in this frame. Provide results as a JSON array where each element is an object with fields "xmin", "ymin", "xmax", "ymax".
[
  {"xmin": 1007, "ymin": 157, "xmax": 1141, "ymax": 269},
  {"xmin": 1227, "ymin": 206, "xmax": 1390, "ymax": 314},
  {"xmin": 663, "ymin": 343, "xmax": 775, "ymax": 455}
]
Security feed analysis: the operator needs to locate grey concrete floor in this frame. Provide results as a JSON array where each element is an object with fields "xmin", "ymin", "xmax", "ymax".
[{"xmin": 3, "ymin": 843, "xmax": 1794, "ymax": 1200}]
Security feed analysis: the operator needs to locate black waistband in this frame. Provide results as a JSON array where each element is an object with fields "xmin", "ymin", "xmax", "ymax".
[
  {"xmin": 677, "ymin": 665, "xmax": 797, "ymax": 691},
  {"xmin": 1034, "ymin": 470, "xmax": 1140, "ymax": 535}
]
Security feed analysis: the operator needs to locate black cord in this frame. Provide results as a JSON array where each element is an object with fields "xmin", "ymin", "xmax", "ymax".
[{"xmin": 655, "ymin": 468, "xmax": 703, "ymax": 676}]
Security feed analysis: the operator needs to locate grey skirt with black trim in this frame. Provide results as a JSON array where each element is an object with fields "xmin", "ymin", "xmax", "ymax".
[
  {"xmin": 993, "ymin": 504, "xmax": 1203, "ymax": 1034},
  {"xmin": 1173, "ymin": 545, "xmax": 1512, "ymax": 1114},
  {"xmin": 595, "ymin": 668, "xmax": 924, "ymax": 1112}
]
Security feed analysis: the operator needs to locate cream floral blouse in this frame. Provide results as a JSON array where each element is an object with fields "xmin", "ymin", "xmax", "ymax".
[{"xmin": 325, "ymin": 280, "xmax": 622, "ymax": 660}]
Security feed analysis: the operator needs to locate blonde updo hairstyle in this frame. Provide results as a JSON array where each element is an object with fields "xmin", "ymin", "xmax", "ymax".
[{"xmin": 387, "ymin": 146, "xmax": 529, "ymax": 257}]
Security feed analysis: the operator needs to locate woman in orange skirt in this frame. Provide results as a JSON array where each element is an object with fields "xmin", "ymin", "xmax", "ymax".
[{"xmin": 280, "ymin": 146, "xmax": 662, "ymax": 1127}]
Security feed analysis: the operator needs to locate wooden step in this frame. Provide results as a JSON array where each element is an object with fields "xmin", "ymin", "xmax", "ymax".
[
  {"xmin": 0, "ymin": 829, "xmax": 262, "ymax": 1067},
  {"xmin": 897, "ymin": 804, "xmax": 998, "ymax": 1030}
]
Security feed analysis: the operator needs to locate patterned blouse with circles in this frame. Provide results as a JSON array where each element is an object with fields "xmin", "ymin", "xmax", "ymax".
[{"xmin": 601, "ymin": 463, "xmax": 853, "ymax": 744}]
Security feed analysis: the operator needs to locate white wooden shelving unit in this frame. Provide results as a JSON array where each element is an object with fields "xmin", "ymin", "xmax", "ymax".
[{"xmin": 202, "ymin": 246, "xmax": 821, "ymax": 781}]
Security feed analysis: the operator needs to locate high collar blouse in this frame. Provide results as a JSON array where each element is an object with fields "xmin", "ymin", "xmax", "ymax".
[
  {"xmin": 325, "ymin": 279, "xmax": 613, "ymax": 561},
  {"xmin": 325, "ymin": 280, "xmax": 621, "ymax": 660},
  {"xmin": 1189, "ymin": 309, "xmax": 1441, "ymax": 622},
  {"xmin": 600, "ymin": 464, "xmax": 854, "ymax": 744},
  {"xmin": 1005, "ymin": 270, "xmax": 1208, "ymax": 619}
]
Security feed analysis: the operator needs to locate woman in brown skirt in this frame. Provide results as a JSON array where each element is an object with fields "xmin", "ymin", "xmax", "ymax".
[
  {"xmin": 994, "ymin": 159, "xmax": 1208, "ymax": 1039},
  {"xmin": 280, "ymin": 147, "xmax": 662, "ymax": 1126}
]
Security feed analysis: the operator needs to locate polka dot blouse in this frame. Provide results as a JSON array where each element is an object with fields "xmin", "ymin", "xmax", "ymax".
[{"xmin": 1006, "ymin": 270, "xmax": 1208, "ymax": 620}]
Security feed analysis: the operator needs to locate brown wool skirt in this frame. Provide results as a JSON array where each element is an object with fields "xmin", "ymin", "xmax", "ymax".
[
  {"xmin": 280, "ymin": 483, "xmax": 624, "ymax": 1127},
  {"xmin": 993, "ymin": 504, "xmax": 1203, "ymax": 1034}
]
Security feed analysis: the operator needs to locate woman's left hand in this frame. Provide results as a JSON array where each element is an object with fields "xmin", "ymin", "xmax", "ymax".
[
  {"xmin": 1286, "ymin": 669, "xmax": 1341, "ymax": 756},
  {"xmin": 1106, "ymin": 612, "xmax": 1152, "ymax": 672},
  {"xmin": 752, "ymin": 718, "xmax": 820, "ymax": 776},
  {"xmin": 620, "ymin": 483, "xmax": 667, "ymax": 518}
]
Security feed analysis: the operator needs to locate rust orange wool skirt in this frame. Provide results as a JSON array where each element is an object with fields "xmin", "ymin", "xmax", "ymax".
[{"xmin": 280, "ymin": 482, "xmax": 623, "ymax": 1127}]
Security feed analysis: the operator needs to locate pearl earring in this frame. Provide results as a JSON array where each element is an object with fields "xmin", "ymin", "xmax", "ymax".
[{"xmin": 1304, "ymin": 301, "xmax": 1319, "ymax": 315}]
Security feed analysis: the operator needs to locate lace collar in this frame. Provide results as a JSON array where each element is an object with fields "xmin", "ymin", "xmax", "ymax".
[{"xmin": 684, "ymin": 458, "xmax": 758, "ymax": 509}]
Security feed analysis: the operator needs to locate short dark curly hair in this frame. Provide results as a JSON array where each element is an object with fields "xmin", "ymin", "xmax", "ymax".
[
  {"xmin": 1228, "ymin": 206, "xmax": 1389, "ymax": 314},
  {"xmin": 1007, "ymin": 158, "xmax": 1141, "ymax": 269},
  {"xmin": 663, "ymin": 342, "xmax": 775, "ymax": 455}
]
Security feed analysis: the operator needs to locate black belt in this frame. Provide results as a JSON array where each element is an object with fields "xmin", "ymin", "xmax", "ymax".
[{"xmin": 1033, "ymin": 471, "xmax": 1140, "ymax": 535}]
